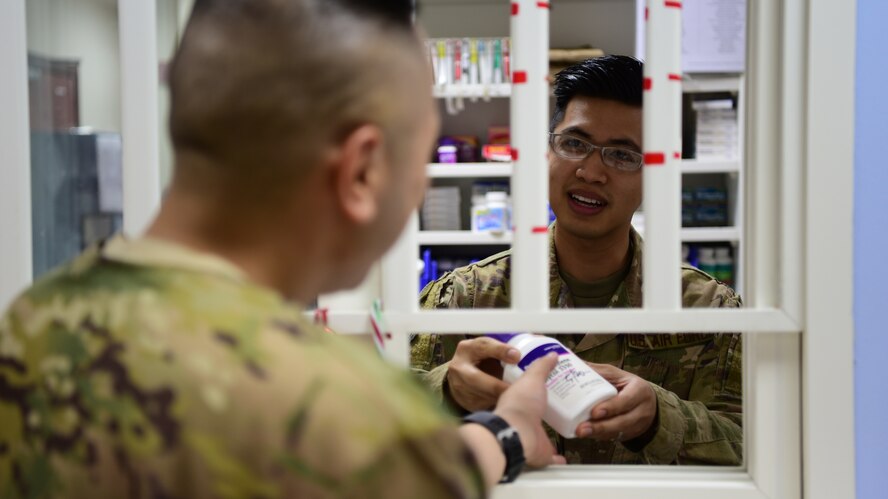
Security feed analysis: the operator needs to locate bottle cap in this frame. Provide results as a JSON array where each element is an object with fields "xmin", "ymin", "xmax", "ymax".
[
  {"xmin": 485, "ymin": 191, "xmax": 508, "ymax": 202},
  {"xmin": 486, "ymin": 333, "xmax": 519, "ymax": 343}
]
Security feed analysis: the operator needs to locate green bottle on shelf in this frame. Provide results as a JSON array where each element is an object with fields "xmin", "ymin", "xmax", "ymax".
[
  {"xmin": 698, "ymin": 247, "xmax": 719, "ymax": 279},
  {"xmin": 714, "ymin": 247, "xmax": 734, "ymax": 287}
]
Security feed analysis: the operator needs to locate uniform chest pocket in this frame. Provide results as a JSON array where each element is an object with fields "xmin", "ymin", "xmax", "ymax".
[{"xmin": 622, "ymin": 337, "xmax": 709, "ymax": 400}]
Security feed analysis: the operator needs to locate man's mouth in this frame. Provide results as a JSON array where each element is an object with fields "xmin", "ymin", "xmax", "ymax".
[{"xmin": 569, "ymin": 193, "xmax": 607, "ymax": 208}]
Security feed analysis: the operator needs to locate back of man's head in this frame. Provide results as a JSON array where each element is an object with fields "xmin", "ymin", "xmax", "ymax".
[
  {"xmin": 167, "ymin": 0, "xmax": 423, "ymax": 200},
  {"xmin": 550, "ymin": 55, "xmax": 643, "ymax": 131}
]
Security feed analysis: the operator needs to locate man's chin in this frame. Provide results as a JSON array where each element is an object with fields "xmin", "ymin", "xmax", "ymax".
[{"xmin": 556, "ymin": 217, "xmax": 622, "ymax": 242}]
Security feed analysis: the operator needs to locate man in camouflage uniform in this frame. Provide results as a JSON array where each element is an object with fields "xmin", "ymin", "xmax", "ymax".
[
  {"xmin": 411, "ymin": 56, "xmax": 743, "ymax": 466},
  {"xmin": 0, "ymin": 1, "xmax": 564, "ymax": 497}
]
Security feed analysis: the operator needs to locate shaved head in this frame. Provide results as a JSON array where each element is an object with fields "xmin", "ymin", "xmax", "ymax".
[
  {"xmin": 151, "ymin": 0, "xmax": 438, "ymax": 300},
  {"xmin": 167, "ymin": 0, "xmax": 427, "ymax": 199}
]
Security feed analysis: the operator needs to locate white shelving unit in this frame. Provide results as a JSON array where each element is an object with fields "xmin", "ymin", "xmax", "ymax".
[
  {"xmin": 416, "ymin": 0, "xmax": 745, "ymax": 294},
  {"xmin": 680, "ymin": 159, "xmax": 740, "ymax": 174},
  {"xmin": 418, "ymin": 227, "xmax": 741, "ymax": 246},
  {"xmin": 418, "ymin": 231, "xmax": 512, "ymax": 246},
  {"xmin": 427, "ymin": 159, "xmax": 739, "ymax": 178},
  {"xmin": 432, "ymin": 83, "xmax": 511, "ymax": 99},
  {"xmin": 427, "ymin": 162, "xmax": 512, "ymax": 178},
  {"xmin": 681, "ymin": 227, "xmax": 741, "ymax": 243}
]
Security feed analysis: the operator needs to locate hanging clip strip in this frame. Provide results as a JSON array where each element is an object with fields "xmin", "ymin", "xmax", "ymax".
[
  {"xmin": 369, "ymin": 299, "xmax": 390, "ymax": 355},
  {"xmin": 313, "ymin": 308, "xmax": 335, "ymax": 334}
]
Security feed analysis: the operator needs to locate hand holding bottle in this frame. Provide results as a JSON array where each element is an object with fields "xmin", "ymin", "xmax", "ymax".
[
  {"xmin": 574, "ymin": 363, "xmax": 658, "ymax": 442},
  {"xmin": 494, "ymin": 352, "xmax": 567, "ymax": 467},
  {"xmin": 446, "ymin": 337, "xmax": 521, "ymax": 411}
]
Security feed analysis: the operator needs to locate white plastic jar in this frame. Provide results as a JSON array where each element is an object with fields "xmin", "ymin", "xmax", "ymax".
[
  {"xmin": 489, "ymin": 333, "xmax": 618, "ymax": 438},
  {"xmin": 483, "ymin": 190, "xmax": 508, "ymax": 233}
]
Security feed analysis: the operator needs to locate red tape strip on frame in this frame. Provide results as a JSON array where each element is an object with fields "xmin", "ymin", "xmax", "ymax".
[{"xmin": 644, "ymin": 152, "xmax": 666, "ymax": 165}]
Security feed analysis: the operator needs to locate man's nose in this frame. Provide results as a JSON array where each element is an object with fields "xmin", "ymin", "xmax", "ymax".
[{"xmin": 575, "ymin": 150, "xmax": 608, "ymax": 183}]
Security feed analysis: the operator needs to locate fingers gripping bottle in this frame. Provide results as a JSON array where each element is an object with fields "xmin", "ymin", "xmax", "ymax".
[{"xmin": 488, "ymin": 333, "xmax": 618, "ymax": 438}]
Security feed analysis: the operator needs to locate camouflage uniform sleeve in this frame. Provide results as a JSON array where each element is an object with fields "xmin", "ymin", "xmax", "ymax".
[
  {"xmin": 411, "ymin": 272, "xmax": 473, "ymax": 410},
  {"xmin": 0, "ymin": 260, "xmax": 486, "ymax": 499},
  {"xmin": 274, "ymin": 331, "xmax": 488, "ymax": 498},
  {"xmin": 629, "ymin": 275, "xmax": 743, "ymax": 465},
  {"xmin": 627, "ymin": 333, "xmax": 743, "ymax": 465}
]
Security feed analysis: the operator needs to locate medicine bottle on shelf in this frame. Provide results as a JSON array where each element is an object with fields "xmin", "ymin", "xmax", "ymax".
[
  {"xmin": 487, "ymin": 333, "xmax": 617, "ymax": 438},
  {"xmin": 484, "ymin": 191, "xmax": 508, "ymax": 233},
  {"xmin": 714, "ymin": 247, "xmax": 734, "ymax": 287},
  {"xmin": 698, "ymin": 247, "xmax": 718, "ymax": 277}
]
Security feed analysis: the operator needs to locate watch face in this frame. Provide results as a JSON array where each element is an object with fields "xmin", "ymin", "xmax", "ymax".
[{"xmin": 496, "ymin": 426, "xmax": 519, "ymax": 442}]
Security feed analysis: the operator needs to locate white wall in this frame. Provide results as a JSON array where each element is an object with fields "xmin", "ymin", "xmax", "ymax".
[
  {"xmin": 854, "ymin": 1, "xmax": 888, "ymax": 497},
  {"xmin": 25, "ymin": 0, "xmax": 182, "ymax": 190},
  {"xmin": 417, "ymin": 0, "xmax": 636, "ymax": 55},
  {"xmin": 26, "ymin": 0, "xmax": 122, "ymax": 133}
]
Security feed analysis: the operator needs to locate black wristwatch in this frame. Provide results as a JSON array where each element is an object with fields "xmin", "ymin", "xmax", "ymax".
[{"xmin": 462, "ymin": 411, "xmax": 526, "ymax": 483}]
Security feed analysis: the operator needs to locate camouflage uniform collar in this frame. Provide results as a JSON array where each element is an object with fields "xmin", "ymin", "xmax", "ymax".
[
  {"xmin": 549, "ymin": 224, "xmax": 643, "ymax": 308},
  {"xmin": 549, "ymin": 224, "xmax": 644, "ymax": 352},
  {"xmin": 611, "ymin": 226, "xmax": 644, "ymax": 308},
  {"xmin": 102, "ymin": 234, "xmax": 247, "ymax": 282}
]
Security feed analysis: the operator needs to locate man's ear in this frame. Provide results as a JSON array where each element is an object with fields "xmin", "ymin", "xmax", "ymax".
[{"xmin": 330, "ymin": 124, "xmax": 388, "ymax": 225}]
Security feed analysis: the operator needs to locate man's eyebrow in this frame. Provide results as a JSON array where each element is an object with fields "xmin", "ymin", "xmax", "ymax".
[
  {"xmin": 560, "ymin": 126, "xmax": 592, "ymax": 139},
  {"xmin": 607, "ymin": 138, "xmax": 642, "ymax": 152},
  {"xmin": 560, "ymin": 126, "xmax": 641, "ymax": 152}
]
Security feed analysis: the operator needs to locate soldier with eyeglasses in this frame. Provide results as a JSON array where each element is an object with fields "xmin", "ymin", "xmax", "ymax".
[{"xmin": 412, "ymin": 55, "xmax": 743, "ymax": 466}]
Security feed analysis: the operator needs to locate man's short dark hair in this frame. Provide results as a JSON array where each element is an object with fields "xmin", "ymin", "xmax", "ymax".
[
  {"xmin": 190, "ymin": 0, "xmax": 413, "ymax": 28},
  {"xmin": 550, "ymin": 55, "xmax": 643, "ymax": 131},
  {"xmin": 332, "ymin": 0, "xmax": 413, "ymax": 27}
]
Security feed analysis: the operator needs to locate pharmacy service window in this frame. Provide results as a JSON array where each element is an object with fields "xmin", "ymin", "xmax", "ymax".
[{"xmin": 0, "ymin": 0, "xmax": 856, "ymax": 498}]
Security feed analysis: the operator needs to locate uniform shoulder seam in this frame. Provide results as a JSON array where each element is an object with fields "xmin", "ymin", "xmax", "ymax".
[
  {"xmin": 464, "ymin": 248, "xmax": 512, "ymax": 270},
  {"xmin": 681, "ymin": 263, "xmax": 738, "ymax": 296}
]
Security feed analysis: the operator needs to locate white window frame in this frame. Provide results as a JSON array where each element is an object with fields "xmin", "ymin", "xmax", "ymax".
[
  {"xmin": 0, "ymin": 0, "xmax": 33, "ymax": 310},
  {"xmin": 0, "ymin": 0, "xmax": 162, "ymax": 314},
  {"xmin": 118, "ymin": 0, "xmax": 162, "ymax": 236},
  {"xmin": 0, "ymin": 0, "xmax": 855, "ymax": 498},
  {"xmin": 328, "ymin": 1, "xmax": 856, "ymax": 497}
]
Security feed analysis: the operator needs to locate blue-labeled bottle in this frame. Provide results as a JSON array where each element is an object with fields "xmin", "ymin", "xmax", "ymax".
[{"xmin": 488, "ymin": 333, "xmax": 617, "ymax": 438}]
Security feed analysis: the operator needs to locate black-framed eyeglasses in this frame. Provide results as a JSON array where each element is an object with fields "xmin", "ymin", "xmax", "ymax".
[{"xmin": 548, "ymin": 132, "xmax": 644, "ymax": 172}]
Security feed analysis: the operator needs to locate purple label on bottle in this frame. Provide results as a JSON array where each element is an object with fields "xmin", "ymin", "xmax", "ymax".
[
  {"xmin": 518, "ymin": 343, "xmax": 569, "ymax": 370},
  {"xmin": 486, "ymin": 333, "xmax": 518, "ymax": 343}
]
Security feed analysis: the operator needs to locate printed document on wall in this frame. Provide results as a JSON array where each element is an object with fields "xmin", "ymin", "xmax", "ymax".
[
  {"xmin": 635, "ymin": 0, "xmax": 746, "ymax": 73},
  {"xmin": 682, "ymin": 0, "xmax": 746, "ymax": 73}
]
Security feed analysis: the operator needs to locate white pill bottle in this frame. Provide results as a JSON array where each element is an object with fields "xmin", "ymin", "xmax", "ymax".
[{"xmin": 489, "ymin": 333, "xmax": 618, "ymax": 438}]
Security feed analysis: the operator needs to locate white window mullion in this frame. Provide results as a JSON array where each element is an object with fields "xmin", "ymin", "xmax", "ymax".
[
  {"xmin": 746, "ymin": 0, "xmax": 781, "ymax": 311},
  {"xmin": 381, "ymin": 212, "xmax": 420, "ymax": 366},
  {"xmin": 745, "ymin": 333, "xmax": 801, "ymax": 498},
  {"xmin": 0, "ymin": 0, "xmax": 33, "ymax": 310},
  {"xmin": 493, "ymin": 468, "xmax": 763, "ymax": 499},
  {"xmin": 804, "ymin": 0, "xmax": 857, "ymax": 497},
  {"xmin": 387, "ymin": 308, "xmax": 796, "ymax": 334},
  {"xmin": 642, "ymin": 0, "xmax": 683, "ymax": 310},
  {"xmin": 509, "ymin": 0, "xmax": 550, "ymax": 313},
  {"xmin": 118, "ymin": 0, "xmax": 161, "ymax": 236},
  {"xmin": 779, "ymin": 0, "xmax": 806, "ymax": 325},
  {"xmin": 743, "ymin": 1, "xmax": 804, "ymax": 498}
]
